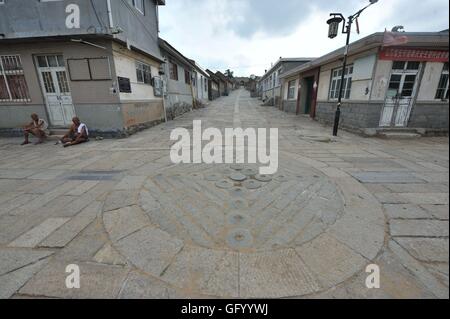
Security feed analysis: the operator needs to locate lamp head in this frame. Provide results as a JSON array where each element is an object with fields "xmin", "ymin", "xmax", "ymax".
[{"xmin": 327, "ymin": 16, "xmax": 343, "ymax": 39}]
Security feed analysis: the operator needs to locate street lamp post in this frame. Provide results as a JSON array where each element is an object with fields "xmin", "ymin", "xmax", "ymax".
[{"xmin": 327, "ymin": 0, "xmax": 379, "ymax": 136}]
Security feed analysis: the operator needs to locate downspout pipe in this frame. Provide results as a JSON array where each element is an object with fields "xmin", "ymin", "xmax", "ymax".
[{"xmin": 106, "ymin": 0, "xmax": 114, "ymax": 29}]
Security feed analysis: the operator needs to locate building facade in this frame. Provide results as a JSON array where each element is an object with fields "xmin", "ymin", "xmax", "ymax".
[
  {"xmin": 159, "ymin": 38, "xmax": 196, "ymax": 120},
  {"xmin": 206, "ymin": 70, "xmax": 220, "ymax": 101},
  {"xmin": 258, "ymin": 58, "xmax": 313, "ymax": 107},
  {"xmin": 280, "ymin": 31, "xmax": 449, "ymax": 135},
  {"xmin": 191, "ymin": 61, "xmax": 209, "ymax": 106},
  {"xmin": 215, "ymin": 71, "xmax": 230, "ymax": 96},
  {"xmin": 0, "ymin": 0, "xmax": 167, "ymax": 137}
]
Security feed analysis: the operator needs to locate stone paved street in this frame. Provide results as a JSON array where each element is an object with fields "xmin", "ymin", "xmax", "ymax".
[{"xmin": 0, "ymin": 89, "xmax": 448, "ymax": 299}]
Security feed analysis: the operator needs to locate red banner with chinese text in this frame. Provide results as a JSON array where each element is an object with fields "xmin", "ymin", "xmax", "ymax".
[{"xmin": 379, "ymin": 48, "xmax": 449, "ymax": 62}]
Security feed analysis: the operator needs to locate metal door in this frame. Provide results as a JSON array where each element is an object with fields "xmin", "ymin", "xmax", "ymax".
[{"xmin": 380, "ymin": 61, "xmax": 421, "ymax": 127}]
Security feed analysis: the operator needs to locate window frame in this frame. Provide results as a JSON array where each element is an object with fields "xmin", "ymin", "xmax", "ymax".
[
  {"xmin": 0, "ymin": 55, "xmax": 31, "ymax": 103},
  {"xmin": 135, "ymin": 61, "xmax": 152, "ymax": 85},
  {"xmin": 185, "ymin": 69, "xmax": 191, "ymax": 85},
  {"xmin": 329, "ymin": 64, "xmax": 353, "ymax": 100},
  {"xmin": 287, "ymin": 80, "xmax": 296, "ymax": 100},
  {"xmin": 132, "ymin": 0, "xmax": 145, "ymax": 15},
  {"xmin": 435, "ymin": 62, "xmax": 449, "ymax": 101},
  {"xmin": 169, "ymin": 61, "xmax": 178, "ymax": 81}
]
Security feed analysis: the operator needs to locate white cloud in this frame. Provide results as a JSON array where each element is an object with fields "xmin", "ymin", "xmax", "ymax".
[{"xmin": 159, "ymin": 0, "xmax": 449, "ymax": 77}]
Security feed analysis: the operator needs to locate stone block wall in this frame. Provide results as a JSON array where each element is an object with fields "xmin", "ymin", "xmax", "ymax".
[
  {"xmin": 166, "ymin": 102, "xmax": 192, "ymax": 121},
  {"xmin": 282, "ymin": 100, "xmax": 297, "ymax": 114},
  {"xmin": 316, "ymin": 101, "xmax": 383, "ymax": 130},
  {"xmin": 408, "ymin": 102, "xmax": 449, "ymax": 130}
]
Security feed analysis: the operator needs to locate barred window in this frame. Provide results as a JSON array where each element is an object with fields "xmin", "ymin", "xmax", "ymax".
[
  {"xmin": 136, "ymin": 61, "xmax": 152, "ymax": 85},
  {"xmin": 329, "ymin": 65, "xmax": 353, "ymax": 100},
  {"xmin": 0, "ymin": 55, "xmax": 31, "ymax": 102},
  {"xmin": 436, "ymin": 62, "xmax": 449, "ymax": 100}
]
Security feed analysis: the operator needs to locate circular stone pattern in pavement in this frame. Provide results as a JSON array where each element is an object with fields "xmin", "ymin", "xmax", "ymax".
[{"xmin": 102, "ymin": 154, "xmax": 385, "ymax": 298}]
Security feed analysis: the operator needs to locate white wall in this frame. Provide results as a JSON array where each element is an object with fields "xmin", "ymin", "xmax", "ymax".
[
  {"xmin": 417, "ymin": 62, "xmax": 445, "ymax": 101},
  {"xmin": 112, "ymin": 43, "xmax": 160, "ymax": 101},
  {"xmin": 350, "ymin": 54, "xmax": 376, "ymax": 101},
  {"xmin": 195, "ymin": 72, "xmax": 209, "ymax": 102},
  {"xmin": 317, "ymin": 70, "xmax": 331, "ymax": 101},
  {"xmin": 316, "ymin": 49, "xmax": 379, "ymax": 102},
  {"xmin": 371, "ymin": 60, "xmax": 392, "ymax": 102}
]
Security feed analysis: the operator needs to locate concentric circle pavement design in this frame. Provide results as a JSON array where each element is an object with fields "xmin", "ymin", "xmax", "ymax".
[{"xmin": 102, "ymin": 152, "xmax": 385, "ymax": 298}]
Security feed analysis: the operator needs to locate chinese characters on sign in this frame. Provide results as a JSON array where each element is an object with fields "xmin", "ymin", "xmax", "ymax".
[{"xmin": 380, "ymin": 48, "xmax": 449, "ymax": 62}]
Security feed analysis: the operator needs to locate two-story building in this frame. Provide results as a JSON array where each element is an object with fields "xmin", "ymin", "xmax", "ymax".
[
  {"xmin": 258, "ymin": 58, "xmax": 313, "ymax": 108},
  {"xmin": 280, "ymin": 31, "xmax": 449, "ymax": 135},
  {"xmin": 0, "ymin": 0, "xmax": 167, "ymax": 137}
]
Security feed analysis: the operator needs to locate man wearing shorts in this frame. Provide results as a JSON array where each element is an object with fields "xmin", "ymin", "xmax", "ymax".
[
  {"xmin": 61, "ymin": 117, "xmax": 89, "ymax": 148},
  {"xmin": 21, "ymin": 113, "xmax": 49, "ymax": 145}
]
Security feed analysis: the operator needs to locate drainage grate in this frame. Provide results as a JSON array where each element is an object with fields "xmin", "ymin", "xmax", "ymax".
[{"xmin": 65, "ymin": 170, "xmax": 122, "ymax": 181}]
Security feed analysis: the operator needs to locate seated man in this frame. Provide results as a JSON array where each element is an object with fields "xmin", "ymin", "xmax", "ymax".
[
  {"xmin": 61, "ymin": 117, "xmax": 89, "ymax": 148},
  {"xmin": 22, "ymin": 113, "xmax": 49, "ymax": 145}
]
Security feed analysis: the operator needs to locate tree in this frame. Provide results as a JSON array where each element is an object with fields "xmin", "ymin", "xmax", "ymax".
[{"xmin": 225, "ymin": 69, "xmax": 234, "ymax": 79}]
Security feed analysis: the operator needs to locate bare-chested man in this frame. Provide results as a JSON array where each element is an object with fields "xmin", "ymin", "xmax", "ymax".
[
  {"xmin": 22, "ymin": 113, "xmax": 49, "ymax": 145},
  {"xmin": 61, "ymin": 117, "xmax": 89, "ymax": 148}
]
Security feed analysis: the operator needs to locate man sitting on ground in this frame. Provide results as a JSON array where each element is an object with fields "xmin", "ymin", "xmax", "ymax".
[
  {"xmin": 61, "ymin": 117, "xmax": 89, "ymax": 148},
  {"xmin": 22, "ymin": 113, "xmax": 49, "ymax": 145}
]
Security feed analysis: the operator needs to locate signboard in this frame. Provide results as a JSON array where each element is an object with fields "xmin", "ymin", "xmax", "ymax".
[
  {"xmin": 118, "ymin": 77, "xmax": 131, "ymax": 93},
  {"xmin": 380, "ymin": 48, "xmax": 449, "ymax": 62}
]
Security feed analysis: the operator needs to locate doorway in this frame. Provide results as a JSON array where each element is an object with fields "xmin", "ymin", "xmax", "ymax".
[
  {"xmin": 303, "ymin": 77, "xmax": 315, "ymax": 115},
  {"xmin": 36, "ymin": 55, "xmax": 76, "ymax": 127},
  {"xmin": 379, "ymin": 61, "xmax": 421, "ymax": 127}
]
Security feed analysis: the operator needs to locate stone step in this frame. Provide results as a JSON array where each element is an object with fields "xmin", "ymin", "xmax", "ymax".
[{"xmin": 377, "ymin": 132, "xmax": 422, "ymax": 139}]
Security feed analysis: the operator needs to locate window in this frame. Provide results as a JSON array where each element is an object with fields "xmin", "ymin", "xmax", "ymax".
[
  {"xmin": 136, "ymin": 61, "xmax": 152, "ymax": 85},
  {"xmin": 287, "ymin": 80, "xmax": 296, "ymax": 99},
  {"xmin": 392, "ymin": 61, "xmax": 421, "ymax": 71},
  {"xmin": 169, "ymin": 61, "xmax": 178, "ymax": 81},
  {"xmin": 0, "ymin": 55, "xmax": 31, "ymax": 102},
  {"xmin": 132, "ymin": 0, "xmax": 144, "ymax": 14},
  {"xmin": 185, "ymin": 69, "xmax": 191, "ymax": 85},
  {"xmin": 37, "ymin": 55, "xmax": 65, "ymax": 68},
  {"xmin": 204, "ymin": 77, "xmax": 208, "ymax": 92},
  {"xmin": 67, "ymin": 57, "xmax": 111, "ymax": 81},
  {"xmin": 329, "ymin": 65, "xmax": 353, "ymax": 100},
  {"xmin": 436, "ymin": 62, "xmax": 449, "ymax": 100}
]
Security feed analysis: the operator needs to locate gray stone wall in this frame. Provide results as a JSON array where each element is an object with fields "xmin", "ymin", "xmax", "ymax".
[
  {"xmin": 316, "ymin": 101, "xmax": 383, "ymax": 130},
  {"xmin": 408, "ymin": 102, "xmax": 449, "ymax": 130},
  {"xmin": 282, "ymin": 100, "xmax": 297, "ymax": 114},
  {"xmin": 166, "ymin": 103, "xmax": 192, "ymax": 121}
]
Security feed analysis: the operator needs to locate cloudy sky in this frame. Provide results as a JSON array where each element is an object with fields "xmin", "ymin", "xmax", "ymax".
[{"xmin": 159, "ymin": 0, "xmax": 449, "ymax": 77}]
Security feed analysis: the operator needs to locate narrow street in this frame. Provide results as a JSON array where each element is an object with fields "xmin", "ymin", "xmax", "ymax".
[{"xmin": 0, "ymin": 89, "xmax": 448, "ymax": 299}]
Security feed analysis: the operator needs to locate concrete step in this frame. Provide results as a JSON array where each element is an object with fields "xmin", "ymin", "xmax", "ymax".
[{"xmin": 377, "ymin": 132, "xmax": 422, "ymax": 139}]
